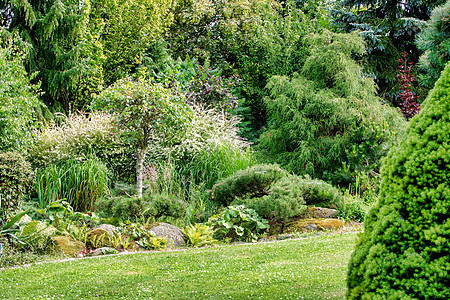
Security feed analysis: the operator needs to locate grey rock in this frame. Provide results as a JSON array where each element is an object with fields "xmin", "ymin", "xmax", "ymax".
[
  {"xmin": 305, "ymin": 223, "xmax": 318, "ymax": 231},
  {"xmin": 91, "ymin": 247, "xmax": 119, "ymax": 256},
  {"xmin": 149, "ymin": 222, "xmax": 185, "ymax": 248},
  {"xmin": 92, "ymin": 224, "xmax": 117, "ymax": 239},
  {"xmin": 298, "ymin": 207, "xmax": 339, "ymax": 219}
]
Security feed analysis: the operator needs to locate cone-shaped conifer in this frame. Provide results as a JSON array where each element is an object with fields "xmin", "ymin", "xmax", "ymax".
[{"xmin": 347, "ymin": 63, "xmax": 450, "ymax": 299}]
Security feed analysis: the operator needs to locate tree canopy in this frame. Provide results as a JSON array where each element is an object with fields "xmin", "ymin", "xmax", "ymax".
[{"xmin": 92, "ymin": 78, "xmax": 193, "ymax": 197}]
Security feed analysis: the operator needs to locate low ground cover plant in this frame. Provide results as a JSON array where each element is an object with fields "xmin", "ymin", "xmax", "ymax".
[{"xmin": 182, "ymin": 223, "xmax": 217, "ymax": 247}]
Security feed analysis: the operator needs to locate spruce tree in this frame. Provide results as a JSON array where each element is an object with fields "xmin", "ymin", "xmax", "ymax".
[
  {"xmin": 416, "ymin": 0, "xmax": 450, "ymax": 89},
  {"xmin": 331, "ymin": 0, "xmax": 446, "ymax": 97},
  {"xmin": 2, "ymin": 0, "xmax": 89, "ymax": 111},
  {"xmin": 347, "ymin": 63, "xmax": 450, "ymax": 299}
]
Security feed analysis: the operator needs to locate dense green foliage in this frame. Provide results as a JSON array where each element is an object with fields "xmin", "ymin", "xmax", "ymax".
[
  {"xmin": 331, "ymin": 0, "xmax": 446, "ymax": 97},
  {"xmin": 347, "ymin": 63, "xmax": 450, "ymax": 298},
  {"xmin": 0, "ymin": 37, "xmax": 39, "ymax": 153},
  {"xmin": 168, "ymin": 0, "xmax": 320, "ymax": 138},
  {"xmin": 210, "ymin": 164, "xmax": 289, "ymax": 206},
  {"xmin": 0, "ymin": 152, "xmax": 34, "ymax": 219},
  {"xmin": 4, "ymin": 0, "xmax": 90, "ymax": 110},
  {"xmin": 416, "ymin": 0, "xmax": 450, "ymax": 88},
  {"xmin": 90, "ymin": 0, "xmax": 174, "ymax": 85},
  {"xmin": 259, "ymin": 30, "xmax": 406, "ymax": 180}
]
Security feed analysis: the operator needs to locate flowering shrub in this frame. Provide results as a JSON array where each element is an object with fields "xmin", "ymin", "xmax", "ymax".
[{"xmin": 184, "ymin": 64, "xmax": 241, "ymax": 110}]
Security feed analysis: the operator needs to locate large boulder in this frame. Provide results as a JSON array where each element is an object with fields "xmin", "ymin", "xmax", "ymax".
[
  {"xmin": 296, "ymin": 207, "xmax": 339, "ymax": 219},
  {"xmin": 91, "ymin": 224, "xmax": 117, "ymax": 239},
  {"xmin": 149, "ymin": 222, "xmax": 185, "ymax": 248},
  {"xmin": 286, "ymin": 218, "xmax": 344, "ymax": 232},
  {"xmin": 270, "ymin": 218, "xmax": 345, "ymax": 235},
  {"xmin": 52, "ymin": 236, "xmax": 85, "ymax": 257}
]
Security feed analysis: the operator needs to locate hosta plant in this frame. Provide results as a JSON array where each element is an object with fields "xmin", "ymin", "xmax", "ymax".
[{"xmin": 207, "ymin": 205, "xmax": 269, "ymax": 242}]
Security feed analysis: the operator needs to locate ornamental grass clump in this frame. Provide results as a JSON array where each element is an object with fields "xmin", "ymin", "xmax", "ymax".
[
  {"xmin": 30, "ymin": 111, "xmax": 135, "ymax": 182},
  {"xmin": 158, "ymin": 104, "xmax": 255, "ymax": 189},
  {"xmin": 35, "ymin": 157, "xmax": 110, "ymax": 212},
  {"xmin": 347, "ymin": 63, "xmax": 450, "ymax": 299}
]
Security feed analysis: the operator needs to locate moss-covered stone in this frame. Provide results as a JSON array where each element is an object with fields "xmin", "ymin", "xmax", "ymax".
[
  {"xmin": 347, "ymin": 63, "xmax": 450, "ymax": 299},
  {"xmin": 270, "ymin": 218, "xmax": 345, "ymax": 234},
  {"xmin": 51, "ymin": 236, "xmax": 85, "ymax": 257}
]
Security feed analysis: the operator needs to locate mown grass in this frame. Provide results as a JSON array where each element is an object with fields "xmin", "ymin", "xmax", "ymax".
[{"xmin": 0, "ymin": 233, "xmax": 358, "ymax": 299}]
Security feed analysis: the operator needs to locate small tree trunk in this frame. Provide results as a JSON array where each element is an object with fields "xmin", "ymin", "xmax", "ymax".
[{"xmin": 136, "ymin": 146, "xmax": 148, "ymax": 198}]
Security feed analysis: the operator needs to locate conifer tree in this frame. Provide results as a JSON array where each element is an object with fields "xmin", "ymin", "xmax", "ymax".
[
  {"xmin": 416, "ymin": 0, "xmax": 450, "ymax": 89},
  {"xmin": 259, "ymin": 30, "xmax": 406, "ymax": 180},
  {"xmin": 2, "ymin": 0, "xmax": 89, "ymax": 111},
  {"xmin": 347, "ymin": 62, "xmax": 450, "ymax": 299},
  {"xmin": 331, "ymin": 0, "xmax": 446, "ymax": 97}
]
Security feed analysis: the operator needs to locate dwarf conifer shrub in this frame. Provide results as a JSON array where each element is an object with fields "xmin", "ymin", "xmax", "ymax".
[
  {"xmin": 144, "ymin": 192, "xmax": 187, "ymax": 220},
  {"xmin": 237, "ymin": 176, "xmax": 307, "ymax": 223},
  {"xmin": 347, "ymin": 63, "xmax": 450, "ymax": 299},
  {"xmin": 236, "ymin": 175, "xmax": 343, "ymax": 223},
  {"xmin": 210, "ymin": 164, "xmax": 289, "ymax": 206},
  {"xmin": 95, "ymin": 196, "xmax": 146, "ymax": 223},
  {"xmin": 292, "ymin": 176, "xmax": 342, "ymax": 207}
]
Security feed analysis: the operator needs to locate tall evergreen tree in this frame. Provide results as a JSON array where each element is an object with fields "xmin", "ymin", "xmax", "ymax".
[
  {"xmin": 331, "ymin": 0, "xmax": 446, "ymax": 97},
  {"xmin": 416, "ymin": 0, "xmax": 450, "ymax": 89},
  {"xmin": 1, "ymin": 0, "xmax": 89, "ymax": 111}
]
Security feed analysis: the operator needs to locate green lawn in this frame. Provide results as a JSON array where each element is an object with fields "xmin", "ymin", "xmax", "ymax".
[{"xmin": 0, "ymin": 232, "xmax": 358, "ymax": 299}]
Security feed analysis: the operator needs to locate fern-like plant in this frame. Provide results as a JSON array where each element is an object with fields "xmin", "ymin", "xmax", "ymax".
[{"xmin": 183, "ymin": 223, "xmax": 217, "ymax": 247}]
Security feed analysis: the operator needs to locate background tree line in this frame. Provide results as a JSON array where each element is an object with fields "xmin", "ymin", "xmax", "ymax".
[{"xmin": 1, "ymin": 0, "xmax": 449, "ymax": 190}]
